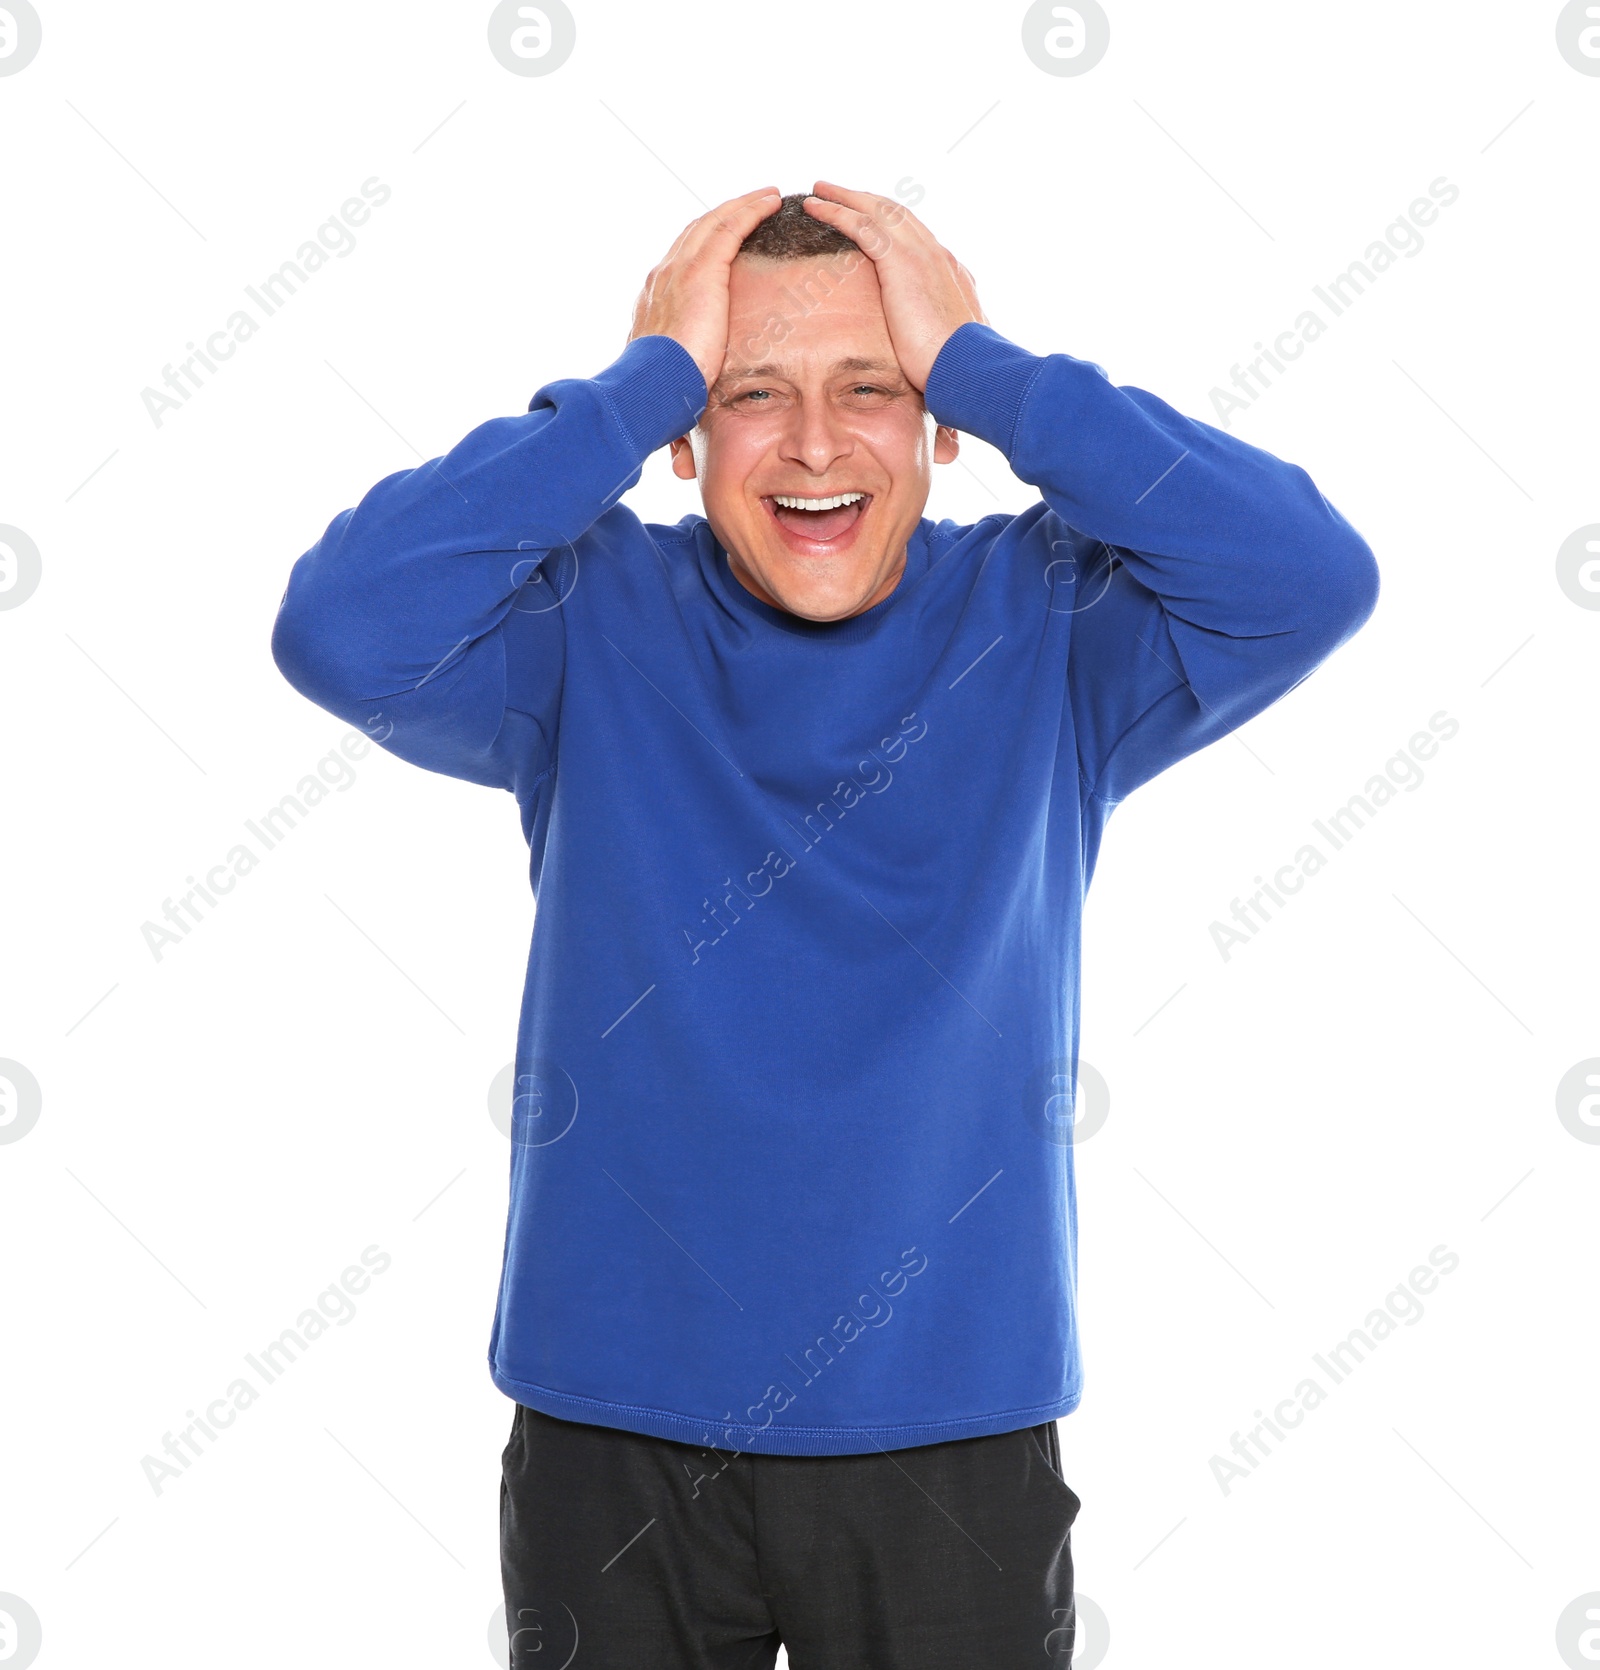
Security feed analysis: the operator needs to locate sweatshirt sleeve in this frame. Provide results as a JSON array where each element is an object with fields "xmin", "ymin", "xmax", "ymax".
[
  {"xmin": 270, "ymin": 334, "xmax": 708, "ymax": 791},
  {"xmin": 922, "ymin": 322, "xmax": 1380, "ymax": 807}
]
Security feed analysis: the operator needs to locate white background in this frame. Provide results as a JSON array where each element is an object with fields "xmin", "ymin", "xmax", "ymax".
[{"xmin": 2, "ymin": 2, "xmax": 1596, "ymax": 1666}]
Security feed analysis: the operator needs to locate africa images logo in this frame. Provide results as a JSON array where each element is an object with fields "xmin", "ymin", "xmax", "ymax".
[{"xmin": 0, "ymin": 1, "xmax": 42, "ymax": 75}]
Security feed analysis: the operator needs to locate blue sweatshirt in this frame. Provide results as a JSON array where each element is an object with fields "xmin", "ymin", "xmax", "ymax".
[{"xmin": 271, "ymin": 322, "xmax": 1378, "ymax": 1455}]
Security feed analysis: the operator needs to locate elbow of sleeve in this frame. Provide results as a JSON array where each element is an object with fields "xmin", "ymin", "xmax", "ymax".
[
  {"xmin": 1328, "ymin": 527, "xmax": 1381, "ymax": 643},
  {"xmin": 270, "ymin": 586, "xmax": 368, "ymax": 720},
  {"xmin": 1302, "ymin": 474, "xmax": 1380, "ymax": 638}
]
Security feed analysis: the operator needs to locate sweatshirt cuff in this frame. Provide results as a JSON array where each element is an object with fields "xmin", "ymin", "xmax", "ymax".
[
  {"xmin": 573, "ymin": 335, "xmax": 709, "ymax": 460},
  {"xmin": 923, "ymin": 322, "xmax": 1108, "ymax": 454}
]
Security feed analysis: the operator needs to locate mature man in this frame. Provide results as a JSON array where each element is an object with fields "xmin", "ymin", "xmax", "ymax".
[{"xmin": 272, "ymin": 183, "xmax": 1379, "ymax": 1667}]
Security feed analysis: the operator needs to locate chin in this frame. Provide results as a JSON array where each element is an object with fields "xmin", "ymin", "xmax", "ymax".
[{"xmin": 761, "ymin": 566, "xmax": 885, "ymax": 622}]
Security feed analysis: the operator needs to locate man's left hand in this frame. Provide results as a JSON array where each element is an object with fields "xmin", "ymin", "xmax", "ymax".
[{"xmin": 801, "ymin": 182, "xmax": 987, "ymax": 391}]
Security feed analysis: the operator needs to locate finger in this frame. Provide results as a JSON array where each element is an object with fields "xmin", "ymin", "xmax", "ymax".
[
  {"xmin": 681, "ymin": 187, "xmax": 782, "ymax": 262},
  {"xmin": 684, "ymin": 186, "xmax": 779, "ymax": 231},
  {"xmin": 809, "ymin": 179, "xmax": 878, "ymax": 209},
  {"xmin": 801, "ymin": 193, "xmax": 915, "ymax": 261},
  {"xmin": 655, "ymin": 188, "xmax": 777, "ymax": 271},
  {"xmin": 806, "ymin": 181, "xmax": 900, "ymax": 228},
  {"xmin": 812, "ymin": 179, "xmax": 930, "ymax": 233},
  {"xmin": 805, "ymin": 188, "xmax": 935, "ymax": 258},
  {"xmin": 800, "ymin": 193, "xmax": 880, "ymax": 235}
]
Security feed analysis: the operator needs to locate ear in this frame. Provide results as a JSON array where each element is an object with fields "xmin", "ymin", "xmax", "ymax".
[
  {"xmin": 933, "ymin": 424, "xmax": 960, "ymax": 465},
  {"xmin": 669, "ymin": 435, "xmax": 697, "ymax": 480}
]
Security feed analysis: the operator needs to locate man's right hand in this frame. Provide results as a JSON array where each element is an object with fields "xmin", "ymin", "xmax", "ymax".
[{"xmin": 627, "ymin": 187, "xmax": 781, "ymax": 397}]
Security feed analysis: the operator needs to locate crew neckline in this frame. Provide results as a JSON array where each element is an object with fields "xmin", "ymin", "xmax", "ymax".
[{"xmin": 710, "ymin": 521, "xmax": 930, "ymax": 643}]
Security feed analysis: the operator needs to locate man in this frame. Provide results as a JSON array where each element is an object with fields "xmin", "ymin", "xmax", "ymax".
[{"xmin": 272, "ymin": 183, "xmax": 1379, "ymax": 1667}]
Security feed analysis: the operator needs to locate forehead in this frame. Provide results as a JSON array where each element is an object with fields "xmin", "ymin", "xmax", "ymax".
[{"xmin": 724, "ymin": 254, "xmax": 896, "ymax": 377}]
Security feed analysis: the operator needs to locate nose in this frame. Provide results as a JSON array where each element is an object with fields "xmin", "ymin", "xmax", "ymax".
[{"xmin": 777, "ymin": 394, "xmax": 854, "ymax": 478}]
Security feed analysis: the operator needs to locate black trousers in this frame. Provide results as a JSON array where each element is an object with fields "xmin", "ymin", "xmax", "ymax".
[{"xmin": 500, "ymin": 1402, "xmax": 1080, "ymax": 1668}]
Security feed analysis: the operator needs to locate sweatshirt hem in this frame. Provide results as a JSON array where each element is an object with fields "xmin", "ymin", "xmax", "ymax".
[{"xmin": 490, "ymin": 1362, "xmax": 1081, "ymax": 1454}]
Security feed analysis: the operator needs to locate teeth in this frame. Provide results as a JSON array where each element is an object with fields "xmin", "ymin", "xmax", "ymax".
[{"xmin": 772, "ymin": 492, "xmax": 866, "ymax": 511}]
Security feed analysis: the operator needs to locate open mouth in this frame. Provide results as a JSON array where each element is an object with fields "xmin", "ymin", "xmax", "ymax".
[{"xmin": 761, "ymin": 491, "xmax": 872, "ymax": 550}]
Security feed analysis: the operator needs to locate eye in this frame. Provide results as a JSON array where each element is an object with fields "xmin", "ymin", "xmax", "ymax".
[
  {"xmin": 732, "ymin": 387, "xmax": 773, "ymax": 404},
  {"xmin": 844, "ymin": 382, "xmax": 901, "ymax": 403}
]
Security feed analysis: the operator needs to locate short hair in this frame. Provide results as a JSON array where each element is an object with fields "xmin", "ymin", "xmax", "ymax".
[{"xmin": 737, "ymin": 193, "xmax": 860, "ymax": 262}]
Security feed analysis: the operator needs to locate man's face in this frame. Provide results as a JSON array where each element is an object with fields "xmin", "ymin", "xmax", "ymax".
[{"xmin": 670, "ymin": 253, "xmax": 958, "ymax": 622}]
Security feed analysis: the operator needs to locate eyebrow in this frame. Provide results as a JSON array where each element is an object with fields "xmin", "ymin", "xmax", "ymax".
[{"xmin": 717, "ymin": 356, "xmax": 903, "ymax": 382}]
